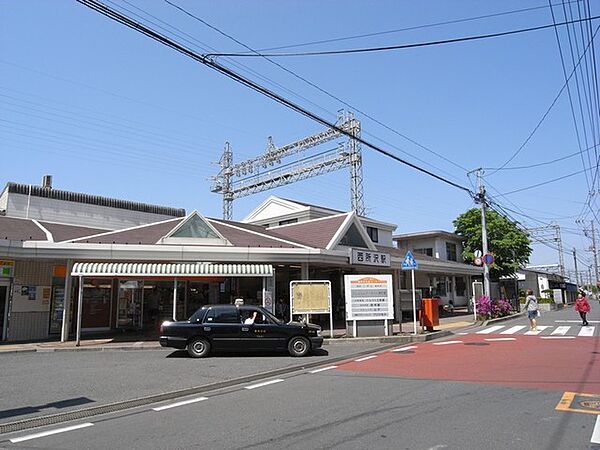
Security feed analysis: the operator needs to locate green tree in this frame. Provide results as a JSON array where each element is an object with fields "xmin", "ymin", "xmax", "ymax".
[{"xmin": 453, "ymin": 208, "xmax": 532, "ymax": 279}]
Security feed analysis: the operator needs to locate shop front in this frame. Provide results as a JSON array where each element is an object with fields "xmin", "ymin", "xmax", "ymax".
[{"xmin": 69, "ymin": 262, "xmax": 275, "ymax": 344}]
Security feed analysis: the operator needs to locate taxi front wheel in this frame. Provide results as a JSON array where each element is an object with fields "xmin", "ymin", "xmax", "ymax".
[
  {"xmin": 288, "ymin": 336, "xmax": 310, "ymax": 357},
  {"xmin": 188, "ymin": 337, "xmax": 210, "ymax": 358}
]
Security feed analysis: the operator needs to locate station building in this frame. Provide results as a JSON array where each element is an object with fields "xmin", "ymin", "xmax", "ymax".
[{"xmin": 0, "ymin": 179, "xmax": 482, "ymax": 342}]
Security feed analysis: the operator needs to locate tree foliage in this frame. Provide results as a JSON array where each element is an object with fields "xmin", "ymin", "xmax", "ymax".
[{"xmin": 453, "ymin": 208, "xmax": 532, "ymax": 279}]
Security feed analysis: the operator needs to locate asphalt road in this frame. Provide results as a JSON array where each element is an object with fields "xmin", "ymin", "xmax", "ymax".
[
  {"xmin": 0, "ymin": 341, "xmax": 384, "ymax": 425},
  {"xmin": 1, "ymin": 305, "xmax": 598, "ymax": 449}
]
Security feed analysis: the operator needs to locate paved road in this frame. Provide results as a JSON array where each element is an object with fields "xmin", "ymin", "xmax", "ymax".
[
  {"xmin": 0, "ymin": 341, "xmax": 385, "ymax": 425},
  {"xmin": 1, "ymin": 305, "xmax": 598, "ymax": 449}
]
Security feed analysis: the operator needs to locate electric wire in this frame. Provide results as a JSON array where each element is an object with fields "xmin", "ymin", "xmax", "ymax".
[
  {"xmin": 208, "ymin": 15, "xmax": 600, "ymax": 58},
  {"xmin": 75, "ymin": 0, "xmax": 475, "ymax": 198}
]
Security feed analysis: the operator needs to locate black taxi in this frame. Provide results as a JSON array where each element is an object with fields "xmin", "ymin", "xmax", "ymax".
[{"xmin": 159, "ymin": 304, "xmax": 323, "ymax": 358}]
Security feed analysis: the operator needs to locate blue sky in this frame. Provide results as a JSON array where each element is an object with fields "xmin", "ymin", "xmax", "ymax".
[{"xmin": 2, "ymin": 0, "xmax": 599, "ymax": 274}]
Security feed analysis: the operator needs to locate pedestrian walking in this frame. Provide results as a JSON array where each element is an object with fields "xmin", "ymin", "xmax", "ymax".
[
  {"xmin": 523, "ymin": 289, "xmax": 539, "ymax": 331},
  {"xmin": 575, "ymin": 290, "xmax": 591, "ymax": 326}
]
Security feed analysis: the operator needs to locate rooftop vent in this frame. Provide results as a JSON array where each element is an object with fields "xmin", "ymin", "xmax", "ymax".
[{"xmin": 42, "ymin": 175, "xmax": 52, "ymax": 189}]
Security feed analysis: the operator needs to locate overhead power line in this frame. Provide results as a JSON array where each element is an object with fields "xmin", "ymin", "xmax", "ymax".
[
  {"xmin": 163, "ymin": 0, "xmax": 469, "ymax": 176},
  {"xmin": 252, "ymin": 1, "xmax": 584, "ymax": 53},
  {"xmin": 208, "ymin": 15, "xmax": 600, "ymax": 58},
  {"xmin": 75, "ymin": 0, "xmax": 475, "ymax": 197},
  {"xmin": 500, "ymin": 164, "xmax": 599, "ymax": 196},
  {"xmin": 482, "ymin": 144, "xmax": 597, "ymax": 171}
]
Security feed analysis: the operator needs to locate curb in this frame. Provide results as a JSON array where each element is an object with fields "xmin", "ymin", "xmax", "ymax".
[
  {"xmin": 480, "ymin": 311, "xmax": 525, "ymax": 327},
  {"xmin": 0, "ymin": 331, "xmax": 454, "ymax": 354}
]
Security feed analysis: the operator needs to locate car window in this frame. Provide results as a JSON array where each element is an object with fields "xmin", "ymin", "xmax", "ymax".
[
  {"xmin": 239, "ymin": 308, "xmax": 272, "ymax": 325},
  {"xmin": 204, "ymin": 307, "xmax": 240, "ymax": 324}
]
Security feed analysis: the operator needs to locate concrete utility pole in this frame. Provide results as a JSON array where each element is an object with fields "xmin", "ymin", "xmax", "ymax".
[
  {"xmin": 476, "ymin": 169, "xmax": 491, "ymax": 298},
  {"xmin": 591, "ymin": 221, "xmax": 599, "ymax": 285},
  {"xmin": 573, "ymin": 248, "xmax": 581, "ymax": 287}
]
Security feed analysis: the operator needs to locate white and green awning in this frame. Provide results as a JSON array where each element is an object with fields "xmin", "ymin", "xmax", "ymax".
[{"xmin": 71, "ymin": 262, "xmax": 274, "ymax": 277}]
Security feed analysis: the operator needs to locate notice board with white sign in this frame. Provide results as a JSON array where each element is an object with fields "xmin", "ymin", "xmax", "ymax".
[{"xmin": 344, "ymin": 275, "xmax": 394, "ymax": 321}]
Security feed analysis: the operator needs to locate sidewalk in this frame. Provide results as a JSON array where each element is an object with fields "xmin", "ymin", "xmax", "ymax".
[{"xmin": 0, "ymin": 311, "xmax": 475, "ymax": 354}]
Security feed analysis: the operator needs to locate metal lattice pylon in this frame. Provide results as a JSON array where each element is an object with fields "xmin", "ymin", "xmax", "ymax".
[{"xmin": 211, "ymin": 110, "xmax": 365, "ymax": 219}]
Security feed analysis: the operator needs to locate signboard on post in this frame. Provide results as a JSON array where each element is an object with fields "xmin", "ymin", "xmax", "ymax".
[
  {"xmin": 344, "ymin": 275, "xmax": 394, "ymax": 337},
  {"xmin": 290, "ymin": 280, "xmax": 333, "ymax": 338},
  {"xmin": 401, "ymin": 251, "xmax": 419, "ymax": 335}
]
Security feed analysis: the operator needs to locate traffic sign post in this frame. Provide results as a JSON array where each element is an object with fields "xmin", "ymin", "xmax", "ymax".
[
  {"xmin": 402, "ymin": 251, "xmax": 419, "ymax": 335},
  {"xmin": 483, "ymin": 253, "xmax": 495, "ymax": 266}
]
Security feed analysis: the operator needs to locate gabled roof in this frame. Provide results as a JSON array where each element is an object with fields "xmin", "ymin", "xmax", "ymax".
[
  {"xmin": 38, "ymin": 221, "xmax": 109, "ymax": 242},
  {"xmin": 0, "ymin": 216, "xmax": 48, "ymax": 241},
  {"xmin": 68, "ymin": 218, "xmax": 184, "ymax": 244},
  {"xmin": 267, "ymin": 212, "xmax": 376, "ymax": 250}
]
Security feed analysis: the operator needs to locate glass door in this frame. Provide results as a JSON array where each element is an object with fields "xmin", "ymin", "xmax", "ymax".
[
  {"xmin": 0, "ymin": 283, "xmax": 8, "ymax": 341},
  {"xmin": 117, "ymin": 280, "xmax": 144, "ymax": 329}
]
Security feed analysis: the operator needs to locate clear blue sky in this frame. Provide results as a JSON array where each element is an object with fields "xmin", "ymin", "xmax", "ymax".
[{"xmin": 2, "ymin": 0, "xmax": 599, "ymax": 274}]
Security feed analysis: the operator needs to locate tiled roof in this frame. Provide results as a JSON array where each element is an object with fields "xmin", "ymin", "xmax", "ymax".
[
  {"xmin": 268, "ymin": 214, "xmax": 349, "ymax": 248},
  {"xmin": 40, "ymin": 221, "xmax": 109, "ymax": 242},
  {"xmin": 0, "ymin": 216, "xmax": 47, "ymax": 241},
  {"xmin": 70, "ymin": 218, "xmax": 184, "ymax": 244},
  {"xmin": 208, "ymin": 220, "xmax": 302, "ymax": 248},
  {"xmin": 376, "ymin": 245, "xmax": 477, "ymax": 268}
]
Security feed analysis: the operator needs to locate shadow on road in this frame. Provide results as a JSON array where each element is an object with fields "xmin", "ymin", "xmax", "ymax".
[
  {"xmin": 166, "ymin": 348, "xmax": 330, "ymax": 359},
  {"xmin": 0, "ymin": 397, "xmax": 95, "ymax": 420}
]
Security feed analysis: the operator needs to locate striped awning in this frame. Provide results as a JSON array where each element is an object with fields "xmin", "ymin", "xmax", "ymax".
[{"xmin": 71, "ymin": 262, "xmax": 273, "ymax": 277}]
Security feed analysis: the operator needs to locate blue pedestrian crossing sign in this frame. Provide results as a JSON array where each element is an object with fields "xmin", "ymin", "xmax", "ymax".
[{"xmin": 401, "ymin": 251, "xmax": 418, "ymax": 270}]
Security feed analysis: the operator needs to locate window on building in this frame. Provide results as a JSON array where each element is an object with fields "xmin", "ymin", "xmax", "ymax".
[
  {"xmin": 172, "ymin": 215, "xmax": 220, "ymax": 239},
  {"xmin": 339, "ymin": 223, "xmax": 369, "ymax": 248},
  {"xmin": 366, "ymin": 226, "xmax": 379, "ymax": 243},
  {"xmin": 278, "ymin": 218, "xmax": 298, "ymax": 226},
  {"xmin": 446, "ymin": 242, "xmax": 457, "ymax": 261},
  {"xmin": 414, "ymin": 248, "xmax": 433, "ymax": 257},
  {"xmin": 430, "ymin": 276, "xmax": 447, "ymax": 297}
]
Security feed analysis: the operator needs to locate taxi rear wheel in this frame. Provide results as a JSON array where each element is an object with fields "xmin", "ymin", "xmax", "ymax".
[
  {"xmin": 187, "ymin": 337, "xmax": 210, "ymax": 358},
  {"xmin": 288, "ymin": 336, "xmax": 310, "ymax": 357}
]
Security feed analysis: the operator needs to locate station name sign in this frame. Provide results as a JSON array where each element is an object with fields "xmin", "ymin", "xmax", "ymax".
[{"xmin": 350, "ymin": 249, "xmax": 391, "ymax": 267}]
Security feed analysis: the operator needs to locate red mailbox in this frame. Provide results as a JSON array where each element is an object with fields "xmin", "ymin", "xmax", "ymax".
[{"xmin": 420, "ymin": 297, "xmax": 440, "ymax": 331}]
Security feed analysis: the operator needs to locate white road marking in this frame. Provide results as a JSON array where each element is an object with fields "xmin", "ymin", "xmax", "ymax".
[
  {"xmin": 355, "ymin": 355, "xmax": 377, "ymax": 362},
  {"xmin": 591, "ymin": 415, "xmax": 600, "ymax": 444},
  {"xmin": 578, "ymin": 326, "xmax": 595, "ymax": 337},
  {"xmin": 309, "ymin": 366, "xmax": 337, "ymax": 374},
  {"xmin": 433, "ymin": 340, "xmax": 463, "ymax": 346},
  {"xmin": 524, "ymin": 325, "xmax": 550, "ymax": 335},
  {"xmin": 245, "ymin": 379, "xmax": 285, "ymax": 390},
  {"xmin": 476, "ymin": 326, "xmax": 504, "ymax": 334},
  {"xmin": 455, "ymin": 332, "xmax": 469, "ymax": 335},
  {"xmin": 152, "ymin": 397, "xmax": 208, "ymax": 411},
  {"xmin": 392, "ymin": 346, "xmax": 417, "ymax": 352},
  {"xmin": 500, "ymin": 326, "xmax": 527, "ymax": 335},
  {"xmin": 541, "ymin": 336, "xmax": 576, "ymax": 340},
  {"xmin": 484, "ymin": 337, "xmax": 516, "ymax": 342},
  {"xmin": 551, "ymin": 326, "xmax": 571, "ymax": 335},
  {"xmin": 555, "ymin": 320, "xmax": 600, "ymax": 324},
  {"xmin": 10, "ymin": 423, "xmax": 94, "ymax": 443}
]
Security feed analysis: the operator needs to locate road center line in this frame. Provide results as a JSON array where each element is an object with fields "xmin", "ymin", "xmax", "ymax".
[
  {"xmin": 355, "ymin": 355, "xmax": 377, "ymax": 362},
  {"xmin": 245, "ymin": 379, "xmax": 285, "ymax": 390},
  {"xmin": 433, "ymin": 340, "xmax": 463, "ymax": 346},
  {"xmin": 10, "ymin": 423, "xmax": 94, "ymax": 443},
  {"xmin": 484, "ymin": 337, "xmax": 516, "ymax": 342},
  {"xmin": 392, "ymin": 346, "xmax": 417, "ymax": 352},
  {"xmin": 592, "ymin": 416, "xmax": 600, "ymax": 444},
  {"xmin": 152, "ymin": 397, "xmax": 208, "ymax": 411},
  {"xmin": 309, "ymin": 366, "xmax": 337, "ymax": 374}
]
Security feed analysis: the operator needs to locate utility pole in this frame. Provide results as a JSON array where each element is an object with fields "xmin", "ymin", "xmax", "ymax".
[
  {"xmin": 475, "ymin": 169, "xmax": 491, "ymax": 298},
  {"xmin": 591, "ymin": 221, "xmax": 599, "ymax": 285},
  {"xmin": 573, "ymin": 248, "xmax": 581, "ymax": 287}
]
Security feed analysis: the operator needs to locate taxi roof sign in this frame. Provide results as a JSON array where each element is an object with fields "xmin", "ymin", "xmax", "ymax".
[{"xmin": 401, "ymin": 251, "xmax": 418, "ymax": 270}]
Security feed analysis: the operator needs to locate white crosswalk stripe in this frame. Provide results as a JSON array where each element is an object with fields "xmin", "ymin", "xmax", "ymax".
[
  {"xmin": 500, "ymin": 325, "xmax": 527, "ymax": 335},
  {"xmin": 551, "ymin": 326, "xmax": 571, "ymax": 336},
  {"xmin": 524, "ymin": 325, "xmax": 550, "ymax": 335},
  {"xmin": 476, "ymin": 325, "xmax": 504, "ymax": 334},
  {"xmin": 578, "ymin": 326, "xmax": 595, "ymax": 337},
  {"xmin": 474, "ymin": 324, "xmax": 596, "ymax": 337}
]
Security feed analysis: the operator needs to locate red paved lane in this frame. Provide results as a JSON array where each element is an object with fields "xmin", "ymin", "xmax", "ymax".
[{"xmin": 338, "ymin": 335, "xmax": 600, "ymax": 393}]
